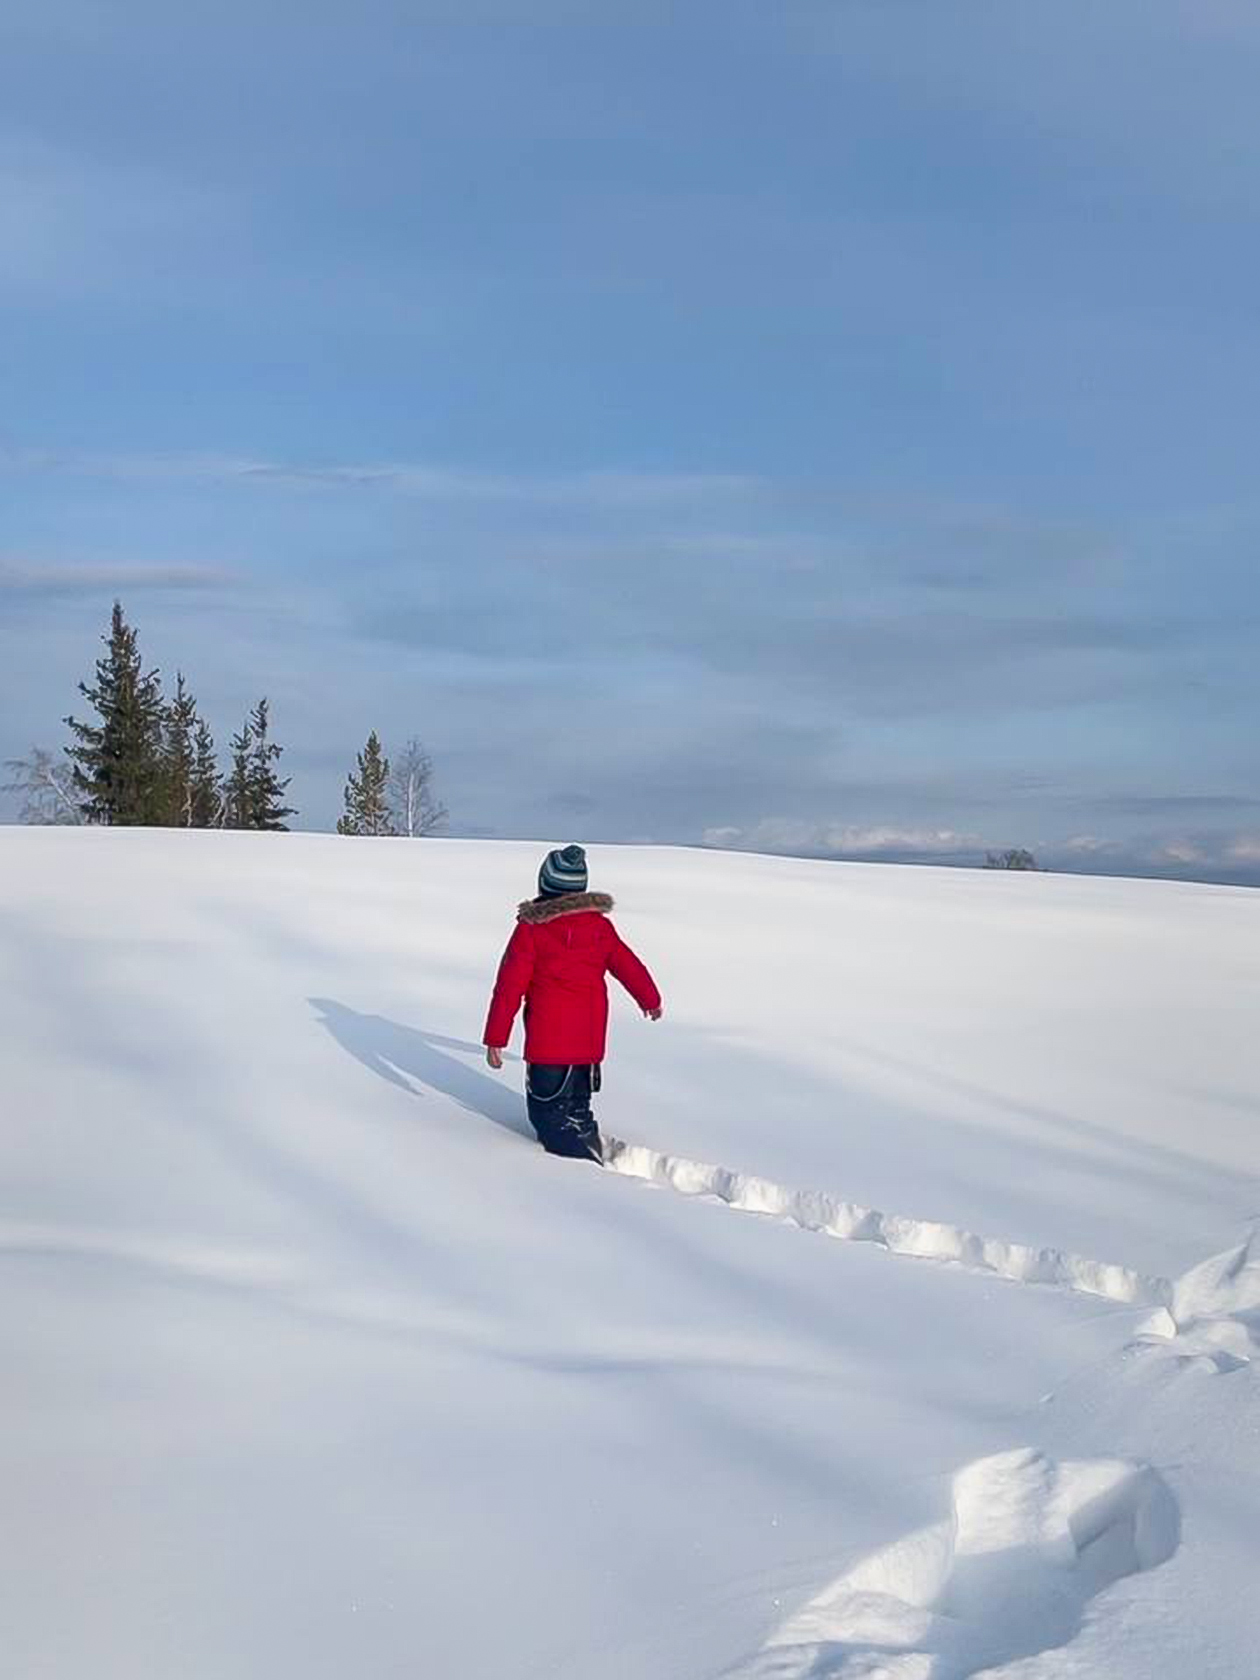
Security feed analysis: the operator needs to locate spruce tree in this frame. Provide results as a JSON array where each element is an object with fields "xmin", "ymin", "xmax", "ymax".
[
  {"xmin": 189, "ymin": 718, "xmax": 222, "ymax": 828},
  {"xmin": 64, "ymin": 601, "xmax": 167, "ymax": 825},
  {"xmin": 162, "ymin": 672, "xmax": 199, "ymax": 826},
  {"xmin": 222, "ymin": 719, "xmax": 254, "ymax": 830},
  {"xmin": 338, "ymin": 731, "xmax": 396, "ymax": 836},
  {"xmin": 245, "ymin": 698, "xmax": 295, "ymax": 831}
]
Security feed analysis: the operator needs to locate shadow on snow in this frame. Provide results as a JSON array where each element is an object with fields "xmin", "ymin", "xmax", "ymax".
[{"xmin": 308, "ymin": 997, "xmax": 533, "ymax": 1142}]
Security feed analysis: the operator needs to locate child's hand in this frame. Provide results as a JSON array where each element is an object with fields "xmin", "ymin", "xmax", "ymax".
[
  {"xmin": 485, "ymin": 1046, "xmax": 504, "ymax": 1069},
  {"xmin": 645, "ymin": 1007, "xmax": 663, "ymax": 1021}
]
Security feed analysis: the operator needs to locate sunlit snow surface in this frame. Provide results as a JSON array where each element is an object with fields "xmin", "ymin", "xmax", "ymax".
[{"xmin": 1, "ymin": 829, "xmax": 1256, "ymax": 1678}]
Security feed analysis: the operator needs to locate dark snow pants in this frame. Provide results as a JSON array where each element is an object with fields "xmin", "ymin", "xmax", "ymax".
[{"xmin": 525, "ymin": 1063, "xmax": 603, "ymax": 1162}]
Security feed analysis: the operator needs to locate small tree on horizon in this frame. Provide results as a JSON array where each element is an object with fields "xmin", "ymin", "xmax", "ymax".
[
  {"xmin": 338, "ymin": 731, "xmax": 396, "ymax": 836},
  {"xmin": 222, "ymin": 718, "xmax": 254, "ymax": 829},
  {"xmin": 222, "ymin": 700, "xmax": 295, "ymax": 831},
  {"xmin": 64, "ymin": 601, "xmax": 167, "ymax": 825},
  {"xmin": 985, "ymin": 848, "xmax": 1041, "ymax": 871},
  {"xmin": 189, "ymin": 717, "xmax": 222, "ymax": 828},
  {"xmin": 162, "ymin": 672, "xmax": 199, "ymax": 826},
  {"xmin": 245, "ymin": 698, "xmax": 295, "ymax": 831},
  {"xmin": 388, "ymin": 736, "xmax": 447, "ymax": 837}
]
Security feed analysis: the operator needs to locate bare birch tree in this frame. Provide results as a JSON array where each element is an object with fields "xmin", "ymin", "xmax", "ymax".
[
  {"xmin": 3, "ymin": 747, "xmax": 85, "ymax": 825},
  {"xmin": 388, "ymin": 737, "xmax": 447, "ymax": 837}
]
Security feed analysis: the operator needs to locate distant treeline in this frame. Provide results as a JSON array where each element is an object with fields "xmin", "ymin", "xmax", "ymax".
[{"xmin": 3, "ymin": 601, "xmax": 445, "ymax": 838}]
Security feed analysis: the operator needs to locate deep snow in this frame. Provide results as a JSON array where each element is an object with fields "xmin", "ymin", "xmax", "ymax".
[{"xmin": 0, "ymin": 828, "xmax": 1256, "ymax": 1679}]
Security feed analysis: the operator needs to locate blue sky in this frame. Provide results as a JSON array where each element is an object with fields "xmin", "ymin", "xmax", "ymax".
[{"xmin": 3, "ymin": 1, "xmax": 1258, "ymax": 880}]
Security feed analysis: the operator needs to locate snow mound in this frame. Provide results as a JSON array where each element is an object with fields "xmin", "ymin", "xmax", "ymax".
[
  {"xmin": 729, "ymin": 1448, "xmax": 1179, "ymax": 1679},
  {"xmin": 1139, "ymin": 1231, "xmax": 1260, "ymax": 1372}
]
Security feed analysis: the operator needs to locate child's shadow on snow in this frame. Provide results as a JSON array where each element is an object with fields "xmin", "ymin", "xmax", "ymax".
[{"xmin": 309, "ymin": 998, "xmax": 532, "ymax": 1141}]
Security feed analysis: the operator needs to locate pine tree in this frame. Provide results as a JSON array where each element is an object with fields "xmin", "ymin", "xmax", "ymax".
[
  {"xmin": 222, "ymin": 718, "xmax": 254, "ymax": 830},
  {"xmin": 338, "ymin": 731, "xmax": 396, "ymax": 836},
  {"xmin": 162, "ymin": 672, "xmax": 199, "ymax": 826},
  {"xmin": 64, "ymin": 601, "xmax": 167, "ymax": 825},
  {"xmin": 189, "ymin": 717, "xmax": 222, "ymax": 828},
  {"xmin": 245, "ymin": 698, "xmax": 295, "ymax": 831}
]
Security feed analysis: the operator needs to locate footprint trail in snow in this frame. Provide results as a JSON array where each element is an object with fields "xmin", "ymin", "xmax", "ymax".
[
  {"xmin": 604, "ymin": 1139, "xmax": 1260, "ymax": 1370},
  {"xmin": 603, "ymin": 1138, "xmax": 1170, "ymax": 1308}
]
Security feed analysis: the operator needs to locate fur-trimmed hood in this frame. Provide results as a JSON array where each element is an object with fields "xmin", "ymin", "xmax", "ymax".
[{"xmin": 517, "ymin": 891, "xmax": 614, "ymax": 925}]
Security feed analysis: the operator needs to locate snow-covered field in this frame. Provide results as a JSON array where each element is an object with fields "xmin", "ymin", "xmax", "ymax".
[{"xmin": 1, "ymin": 828, "xmax": 1256, "ymax": 1679}]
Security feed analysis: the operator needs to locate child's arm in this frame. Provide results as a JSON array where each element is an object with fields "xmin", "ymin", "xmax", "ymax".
[
  {"xmin": 607, "ymin": 929, "xmax": 663, "ymax": 1019},
  {"xmin": 483, "ymin": 924, "xmax": 535, "ymax": 1063}
]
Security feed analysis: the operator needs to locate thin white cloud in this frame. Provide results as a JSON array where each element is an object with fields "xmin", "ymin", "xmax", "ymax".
[
  {"xmin": 702, "ymin": 821, "xmax": 1260, "ymax": 885},
  {"xmin": 993, "ymin": 829, "xmax": 1260, "ymax": 882},
  {"xmin": 1151, "ymin": 839, "xmax": 1208, "ymax": 866},
  {"xmin": 1, "ymin": 447, "xmax": 758, "ymax": 508},
  {"xmin": 1060, "ymin": 834, "xmax": 1111, "ymax": 855},
  {"xmin": 1071, "ymin": 831, "xmax": 1260, "ymax": 874},
  {"xmin": 0, "ymin": 560, "xmax": 239, "ymax": 595},
  {"xmin": 703, "ymin": 820, "xmax": 983, "ymax": 858}
]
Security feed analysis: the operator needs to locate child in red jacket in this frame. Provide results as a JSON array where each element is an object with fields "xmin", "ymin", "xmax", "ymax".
[{"xmin": 483, "ymin": 844, "xmax": 662, "ymax": 1161}]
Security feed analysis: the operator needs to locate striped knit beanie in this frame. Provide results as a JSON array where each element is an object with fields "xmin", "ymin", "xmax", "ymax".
[{"xmin": 538, "ymin": 844, "xmax": 588, "ymax": 898}]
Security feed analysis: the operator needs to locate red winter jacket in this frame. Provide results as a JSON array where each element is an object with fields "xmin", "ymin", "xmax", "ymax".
[{"xmin": 483, "ymin": 891, "xmax": 661, "ymax": 1065}]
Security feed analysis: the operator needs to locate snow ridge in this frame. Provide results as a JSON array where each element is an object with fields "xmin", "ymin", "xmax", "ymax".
[{"xmin": 603, "ymin": 1139, "xmax": 1172, "ymax": 1311}]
